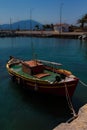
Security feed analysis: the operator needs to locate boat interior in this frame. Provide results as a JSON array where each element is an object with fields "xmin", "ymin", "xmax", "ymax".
[{"xmin": 9, "ymin": 59, "xmax": 75, "ymax": 84}]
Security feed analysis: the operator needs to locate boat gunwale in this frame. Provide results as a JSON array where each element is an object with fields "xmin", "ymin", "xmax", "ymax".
[{"xmin": 6, "ymin": 59, "xmax": 79, "ymax": 86}]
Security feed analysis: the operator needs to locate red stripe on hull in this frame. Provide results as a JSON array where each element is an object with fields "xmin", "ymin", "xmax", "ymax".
[{"xmin": 33, "ymin": 80, "xmax": 78, "ymax": 97}]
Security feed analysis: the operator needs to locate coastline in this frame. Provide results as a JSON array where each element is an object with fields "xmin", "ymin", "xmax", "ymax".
[{"xmin": 0, "ymin": 30, "xmax": 85, "ymax": 39}]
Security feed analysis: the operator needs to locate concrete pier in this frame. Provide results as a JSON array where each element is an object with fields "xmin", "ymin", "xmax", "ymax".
[{"xmin": 53, "ymin": 104, "xmax": 87, "ymax": 130}]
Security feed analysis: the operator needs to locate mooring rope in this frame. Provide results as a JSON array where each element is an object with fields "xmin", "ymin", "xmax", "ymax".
[
  {"xmin": 65, "ymin": 79, "xmax": 87, "ymax": 123},
  {"xmin": 64, "ymin": 82, "xmax": 78, "ymax": 123},
  {"xmin": 79, "ymin": 80, "xmax": 87, "ymax": 87}
]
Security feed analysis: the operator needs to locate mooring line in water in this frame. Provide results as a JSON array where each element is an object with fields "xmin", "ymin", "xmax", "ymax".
[
  {"xmin": 79, "ymin": 80, "xmax": 87, "ymax": 87},
  {"xmin": 66, "ymin": 80, "xmax": 87, "ymax": 123},
  {"xmin": 64, "ymin": 83, "xmax": 78, "ymax": 123}
]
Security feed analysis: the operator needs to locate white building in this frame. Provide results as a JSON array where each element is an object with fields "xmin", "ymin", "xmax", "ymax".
[{"xmin": 54, "ymin": 24, "xmax": 69, "ymax": 33}]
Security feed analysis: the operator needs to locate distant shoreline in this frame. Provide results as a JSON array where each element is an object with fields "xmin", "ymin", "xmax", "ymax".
[{"xmin": 0, "ymin": 30, "xmax": 86, "ymax": 39}]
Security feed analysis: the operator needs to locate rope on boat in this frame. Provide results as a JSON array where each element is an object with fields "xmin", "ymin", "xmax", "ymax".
[
  {"xmin": 79, "ymin": 80, "xmax": 87, "ymax": 87},
  {"xmin": 64, "ymin": 83, "xmax": 78, "ymax": 122}
]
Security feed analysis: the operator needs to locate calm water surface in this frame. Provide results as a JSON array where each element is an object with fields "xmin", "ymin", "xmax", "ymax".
[{"xmin": 0, "ymin": 37, "xmax": 87, "ymax": 130}]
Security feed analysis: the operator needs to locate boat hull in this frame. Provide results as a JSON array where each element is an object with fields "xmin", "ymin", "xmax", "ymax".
[
  {"xmin": 8, "ymin": 69, "xmax": 78, "ymax": 97},
  {"xmin": 6, "ymin": 58, "xmax": 79, "ymax": 98}
]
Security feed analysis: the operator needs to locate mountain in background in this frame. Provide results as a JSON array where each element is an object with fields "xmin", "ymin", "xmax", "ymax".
[{"xmin": 0, "ymin": 20, "xmax": 43, "ymax": 30}]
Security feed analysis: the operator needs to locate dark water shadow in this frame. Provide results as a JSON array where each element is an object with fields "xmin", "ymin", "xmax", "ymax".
[{"xmin": 9, "ymin": 81, "xmax": 73, "ymax": 118}]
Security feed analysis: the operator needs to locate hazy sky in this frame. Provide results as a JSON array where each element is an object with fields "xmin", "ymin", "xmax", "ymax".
[{"xmin": 0, "ymin": 0, "xmax": 87, "ymax": 25}]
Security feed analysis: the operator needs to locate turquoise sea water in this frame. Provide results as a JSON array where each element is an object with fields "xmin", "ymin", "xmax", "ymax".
[{"xmin": 0, "ymin": 37, "xmax": 87, "ymax": 130}]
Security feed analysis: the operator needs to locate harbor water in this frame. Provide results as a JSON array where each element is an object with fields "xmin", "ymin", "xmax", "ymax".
[{"xmin": 0, "ymin": 37, "xmax": 87, "ymax": 130}]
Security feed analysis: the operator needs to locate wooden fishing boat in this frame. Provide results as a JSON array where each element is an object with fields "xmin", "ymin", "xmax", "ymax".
[{"xmin": 6, "ymin": 56, "xmax": 79, "ymax": 97}]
